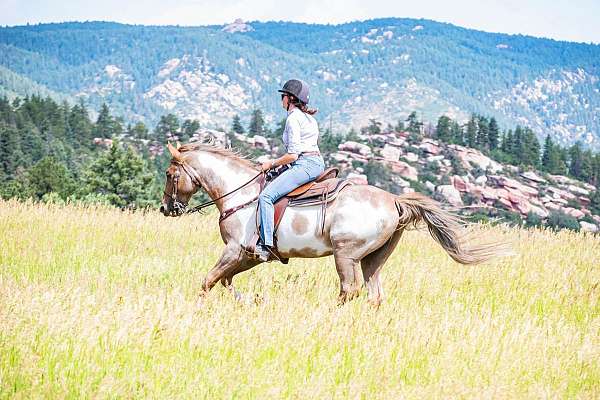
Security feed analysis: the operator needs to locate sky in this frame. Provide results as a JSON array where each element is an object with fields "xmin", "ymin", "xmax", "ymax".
[{"xmin": 1, "ymin": 0, "xmax": 599, "ymax": 44}]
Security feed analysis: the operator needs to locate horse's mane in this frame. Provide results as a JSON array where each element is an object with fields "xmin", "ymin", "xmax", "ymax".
[{"xmin": 178, "ymin": 139, "xmax": 259, "ymax": 170}]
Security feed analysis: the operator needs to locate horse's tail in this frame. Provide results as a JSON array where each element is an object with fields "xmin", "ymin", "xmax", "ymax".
[{"xmin": 394, "ymin": 192, "xmax": 507, "ymax": 265}]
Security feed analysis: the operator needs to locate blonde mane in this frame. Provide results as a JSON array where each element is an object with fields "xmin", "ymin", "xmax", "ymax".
[{"xmin": 178, "ymin": 139, "xmax": 259, "ymax": 171}]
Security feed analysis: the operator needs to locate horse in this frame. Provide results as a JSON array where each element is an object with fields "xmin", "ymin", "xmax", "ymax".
[{"xmin": 160, "ymin": 142, "xmax": 505, "ymax": 306}]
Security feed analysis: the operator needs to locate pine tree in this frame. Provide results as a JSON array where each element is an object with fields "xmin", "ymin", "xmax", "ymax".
[
  {"xmin": 406, "ymin": 112, "xmax": 422, "ymax": 133},
  {"xmin": 231, "ymin": 114, "xmax": 245, "ymax": 134},
  {"xmin": 180, "ymin": 119, "xmax": 199, "ymax": 142},
  {"xmin": 154, "ymin": 114, "xmax": 180, "ymax": 143},
  {"xmin": 366, "ymin": 119, "xmax": 382, "ymax": 135},
  {"xmin": 590, "ymin": 188, "xmax": 600, "ymax": 215},
  {"xmin": 476, "ymin": 116, "xmax": 489, "ymax": 150},
  {"xmin": 0, "ymin": 121, "xmax": 25, "ymax": 178},
  {"xmin": 320, "ymin": 128, "xmax": 343, "ymax": 153},
  {"xmin": 406, "ymin": 111, "xmax": 423, "ymax": 142},
  {"xmin": 435, "ymin": 115, "xmax": 452, "ymax": 142},
  {"xmin": 591, "ymin": 154, "xmax": 600, "ymax": 187},
  {"xmin": 346, "ymin": 128, "xmax": 360, "ymax": 142},
  {"xmin": 83, "ymin": 142, "xmax": 155, "ymax": 208},
  {"xmin": 248, "ymin": 109, "xmax": 265, "ymax": 137},
  {"xmin": 488, "ymin": 117, "xmax": 499, "ymax": 150},
  {"xmin": 94, "ymin": 103, "xmax": 119, "ymax": 139},
  {"xmin": 568, "ymin": 142, "xmax": 584, "ymax": 178},
  {"xmin": 512, "ymin": 126, "xmax": 524, "ymax": 161},
  {"xmin": 129, "ymin": 122, "xmax": 149, "ymax": 140},
  {"xmin": 26, "ymin": 156, "xmax": 74, "ymax": 199},
  {"xmin": 501, "ymin": 130, "xmax": 513, "ymax": 154},
  {"xmin": 580, "ymin": 150, "xmax": 594, "ymax": 183},
  {"xmin": 394, "ymin": 120, "xmax": 405, "ymax": 132},
  {"xmin": 68, "ymin": 100, "xmax": 94, "ymax": 148},
  {"xmin": 541, "ymin": 134, "xmax": 565, "ymax": 174},
  {"xmin": 450, "ymin": 121, "xmax": 463, "ymax": 145},
  {"xmin": 541, "ymin": 135, "xmax": 553, "ymax": 170},
  {"xmin": 518, "ymin": 128, "xmax": 540, "ymax": 167},
  {"xmin": 466, "ymin": 116, "xmax": 477, "ymax": 148}
]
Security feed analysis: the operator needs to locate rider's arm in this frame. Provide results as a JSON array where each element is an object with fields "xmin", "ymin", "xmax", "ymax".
[
  {"xmin": 262, "ymin": 114, "xmax": 301, "ymax": 171},
  {"xmin": 261, "ymin": 153, "xmax": 298, "ymax": 171},
  {"xmin": 273, "ymin": 153, "xmax": 299, "ymax": 167}
]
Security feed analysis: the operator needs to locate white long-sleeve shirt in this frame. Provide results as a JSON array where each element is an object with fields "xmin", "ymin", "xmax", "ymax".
[{"xmin": 282, "ymin": 108, "xmax": 320, "ymax": 155}]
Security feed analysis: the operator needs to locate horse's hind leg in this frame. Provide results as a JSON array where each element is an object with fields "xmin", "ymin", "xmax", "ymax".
[
  {"xmin": 333, "ymin": 254, "xmax": 363, "ymax": 304},
  {"xmin": 361, "ymin": 229, "xmax": 404, "ymax": 307}
]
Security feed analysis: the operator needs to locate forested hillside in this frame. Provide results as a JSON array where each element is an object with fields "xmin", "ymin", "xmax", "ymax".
[{"xmin": 1, "ymin": 19, "xmax": 599, "ymax": 148}]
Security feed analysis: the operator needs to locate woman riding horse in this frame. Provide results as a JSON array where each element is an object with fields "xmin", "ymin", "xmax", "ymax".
[{"xmin": 253, "ymin": 79, "xmax": 325, "ymax": 261}]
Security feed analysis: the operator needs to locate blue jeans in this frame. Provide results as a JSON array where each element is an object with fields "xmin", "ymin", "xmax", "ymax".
[{"xmin": 259, "ymin": 155, "xmax": 325, "ymax": 246}]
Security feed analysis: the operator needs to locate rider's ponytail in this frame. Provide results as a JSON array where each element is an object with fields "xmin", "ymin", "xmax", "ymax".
[
  {"xmin": 297, "ymin": 103, "xmax": 318, "ymax": 115},
  {"xmin": 289, "ymin": 94, "xmax": 318, "ymax": 115}
]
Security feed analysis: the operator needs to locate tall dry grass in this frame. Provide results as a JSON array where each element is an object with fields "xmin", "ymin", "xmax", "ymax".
[{"xmin": 0, "ymin": 199, "xmax": 598, "ymax": 399}]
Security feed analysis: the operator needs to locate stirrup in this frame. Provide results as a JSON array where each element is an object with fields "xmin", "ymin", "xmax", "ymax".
[
  {"xmin": 242, "ymin": 233, "xmax": 270, "ymax": 261},
  {"xmin": 243, "ymin": 242, "xmax": 273, "ymax": 262}
]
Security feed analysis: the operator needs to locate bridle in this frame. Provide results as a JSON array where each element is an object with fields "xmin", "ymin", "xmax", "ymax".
[
  {"xmin": 164, "ymin": 158, "xmax": 264, "ymax": 219},
  {"xmin": 163, "ymin": 159, "xmax": 202, "ymax": 215}
]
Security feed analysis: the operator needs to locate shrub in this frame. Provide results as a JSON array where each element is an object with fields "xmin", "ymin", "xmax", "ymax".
[
  {"xmin": 547, "ymin": 211, "xmax": 580, "ymax": 232},
  {"xmin": 525, "ymin": 212, "xmax": 543, "ymax": 228}
]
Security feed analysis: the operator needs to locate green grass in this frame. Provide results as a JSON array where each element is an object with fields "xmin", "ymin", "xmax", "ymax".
[{"xmin": 0, "ymin": 199, "xmax": 599, "ymax": 399}]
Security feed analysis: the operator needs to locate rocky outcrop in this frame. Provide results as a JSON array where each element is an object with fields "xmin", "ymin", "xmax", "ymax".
[
  {"xmin": 232, "ymin": 133, "xmax": 270, "ymax": 151},
  {"xmin": 222, "ymin": 19, "xmax": 254, "ymax": 33},
  {"xmin": 93, "ymin": 137, "xmax": 113, "ymax": 148},
  {"xmin": 338, "ymin": 141, "xmax": 372, "ymax": 156},
  {"xmin": 347, "ymin": 173, "xmax": 368, "ymax": 185},
  {"xmin": 448, "ymin": 144, "xmax": 503, "ymax": 173},
  {"xmin": 521, "ymin": 171, "xmax": 546, "ymax": 184},
  {"xmin": 386, "ymin": 160, "xmax": 418, "ymax": 181},
  {"xmin": 580, "ymin": 221, "xmax": 598, "ymax": 233},
  {"xmin": 381, "ymin": 144, "xmax": 401, "ymax": 161},
  {"xmin": 419, "ymin": 139, "xmax": 441, "ymax": 155},
  {"xmin": 437, "ymin": 185, "xmax": 463, "ymax": 206}
]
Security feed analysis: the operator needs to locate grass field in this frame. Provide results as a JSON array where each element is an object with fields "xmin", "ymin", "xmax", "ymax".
[{"xmin": 0, "ymin": 199, "xmax": 598, "ymax": 399}]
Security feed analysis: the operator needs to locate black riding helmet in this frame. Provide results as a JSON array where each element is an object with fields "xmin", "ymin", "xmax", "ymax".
[{"xmin": 278, "ymin": 79, "xmax": 310, "ymax": 104}]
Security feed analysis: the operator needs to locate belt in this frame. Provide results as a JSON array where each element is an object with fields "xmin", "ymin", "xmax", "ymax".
[{"xmin": 300, "ymin": 151, "xmax": 321, "ymax": 157}]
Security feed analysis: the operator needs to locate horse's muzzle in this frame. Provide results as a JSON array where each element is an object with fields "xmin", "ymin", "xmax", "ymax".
[
  {"xmin": 159, "ymin": 202, "xmax": 186, "ymax": 217},
  {"xmin": 159, "ymin": 203, "xmax": 168, "ymax": 216}
]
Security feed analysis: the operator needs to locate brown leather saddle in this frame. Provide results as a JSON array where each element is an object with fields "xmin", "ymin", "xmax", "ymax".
[
  {"xmin": 273, "ymin": 167, "xmax": 351, "ymax": 231},
  {"xmin": 285, "ymin": 167, "xmax": 340, "ymax": 197}
]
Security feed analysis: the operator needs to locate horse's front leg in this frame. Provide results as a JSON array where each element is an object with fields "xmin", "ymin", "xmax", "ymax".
[
  {"xmin": 200, "ymin": 244, "xmax": 244, "ymax": 296},
  {"xmin": 218, "ymin": 259, "xmax": 260, "ymax": 302}
]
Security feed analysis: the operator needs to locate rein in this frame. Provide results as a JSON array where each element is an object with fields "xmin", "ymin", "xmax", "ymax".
[
  {"xmin": 167, "ymin": 158, "xmax": 264, "ymax": 218},
  {"xmin": 186, "ymin": 171, "xmax": 263, "ymax": 215}
]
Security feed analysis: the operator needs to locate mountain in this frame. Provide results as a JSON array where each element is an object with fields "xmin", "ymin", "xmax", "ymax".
[{"xmin": 1, "ymin": 19, "xmax": 599, "ymax": 148}]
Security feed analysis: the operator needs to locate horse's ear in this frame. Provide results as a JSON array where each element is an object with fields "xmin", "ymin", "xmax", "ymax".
[
  {"xmin": 176, "ymin": 141, "xmax": 181, "ymax": 150},
  {"xmin": 167, "ymin": 142, "xmax": 182, "ymax": 161}
]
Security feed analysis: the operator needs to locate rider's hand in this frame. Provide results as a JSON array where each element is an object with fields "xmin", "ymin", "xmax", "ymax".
[{"xmin": 261, "ymin": 160, "xmax": 274, "ymax": 171}]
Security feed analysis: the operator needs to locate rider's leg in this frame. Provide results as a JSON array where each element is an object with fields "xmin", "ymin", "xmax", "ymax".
[{"xmin": 258, "ymin": 156, "xmax": 324, "ymax": 247}]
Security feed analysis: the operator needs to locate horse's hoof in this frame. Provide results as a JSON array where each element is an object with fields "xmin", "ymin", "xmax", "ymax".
[
  {"xmin": 195, "ymin": 291, "xmax": 208, "ymax": 310},
  {"xmin": 234, "ymin": 290, "xmax": 243, "ymax": 302},
  {"xmin": 368, "ymin": 299, "xmax": 382, "ymax": 309}
]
